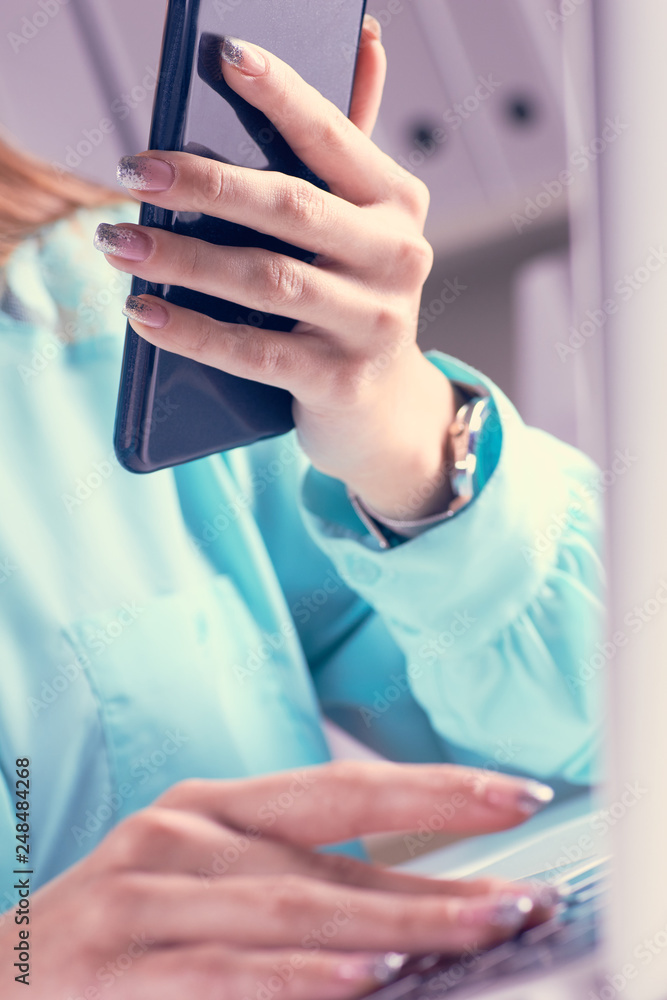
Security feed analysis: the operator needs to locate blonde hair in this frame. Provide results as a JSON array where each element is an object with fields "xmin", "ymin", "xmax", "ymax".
[{"xmin": 0, "ymin": 134, "xmax": 125, "ymax": 266}]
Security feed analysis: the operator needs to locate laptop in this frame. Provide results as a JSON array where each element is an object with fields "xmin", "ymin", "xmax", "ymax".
[
  {"xmin": 364, "ymin": 793, "xmax": 606, "ymax": 998},
  {"xmin": 363, "ymin": 1, "xmax": 667, "ymax": 997}
]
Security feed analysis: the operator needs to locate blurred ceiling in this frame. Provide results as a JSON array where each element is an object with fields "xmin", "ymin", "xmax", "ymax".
[{"xmin": 0, "ymin": 0, "xmax": 568, "ymax": 256}]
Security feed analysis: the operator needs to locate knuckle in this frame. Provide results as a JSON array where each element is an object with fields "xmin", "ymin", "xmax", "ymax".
[
  {"xmin": 466, "ymin": 876, "xmax": 507, "ymax": 896},
  {"xmin": 83, "ymin": 878, "xmax": 113, "ymax": 941},
  {"xmin": 182, "ymin": 237, "xmax": 202, "ymax": 282},
  {"xmin": 262, "ymin": 875, "xmax": 313, "ymax": 921},
  {"xmin": 439, "ymin": 897, "xmax": 465, "ymax": 928},
  {"xmin": 279, "ymin": 180, "xmax": 328, "ymax": 232},
  {"xmin": 274, "ymin": 73, "xmax": 297, "ymax": 127},
  {"xmin": 389, "ymin": 901, "xmax": 423, "ymax": 938},
  {"xmin": 105, "ymin": 809, "xmax": 173, "ymax": 867},
  {"xmin": 370, "ymin": 304, "xmax": 403, "ymax": 339},
  {"xmin": 244, "ymin": 335, "xmax": 288, "ymax": 381},
  {"xmin": 397, "ymin": 175, "xmax": 432, "ymax": 217},
  {"xmin": 411, "ymin": 176, "xmax": 432, "ymax": 213},
  {"xmin": 262, "ymin": 256, "xmax": 307, "ymax": 309},
  {"xmin": 196, "ymin": 157, "xmax": 228, "ymax": 208},
  {"xmin": 327, "ymin": 357, "xmax": 371, "ymax": 407},
  {"xmin": 394, "ymin": 234, "xmax": 434, "ymax": 283},
  {"xmin": 315, "ymin": 108, "xmax": 350, "ymax": 154},
  {"xmin": 87, "ymin": 872, "xmax": 138, "ymax": 937},
  {"xmin": 185, "ymin": 317, "xmax": 215, "ymax": 358},
  {"xmin": 320, "ymin": 759, "xmax": 367, "ymax": 788},
  {"xmin": 189, "ymin": 946, "xmax": 237, "ymax": 985},
  {"xmin": 158, "ymin": 777, "xmax": 211, "ymax": 808}
]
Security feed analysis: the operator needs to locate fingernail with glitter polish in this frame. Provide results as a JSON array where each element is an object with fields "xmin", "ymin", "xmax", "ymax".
[
  {"xmin": 116, "ymin": 155, "xmax": 175, "ymax": 191},
  {"xmin": 220, "ymin": 36, "xmax": 268, "ymax": 76},
  {"xmin": 528, "ymin": 883, "xmax": 570, "ymax": 908},
  {"xmin": 94, "ymin": 224, "xmax": 153, "ymax": 262},
  {"xmin": 516, "ymin": 780, "xmax": 555, "ymax": 816},
  {"xmin": 483, "ymin": 779, "xmax": 554, "ymax": 815},
  {"xmin": 337, "ymin": 953, "xmax": 407, "ymax": 984},
  {"xmin": 459, "ymin": 894, "xmax": 534, "ymax": 930},
  {"xmin": 122, "ymin": 295, "xmax": 169, "ymax": 330}
]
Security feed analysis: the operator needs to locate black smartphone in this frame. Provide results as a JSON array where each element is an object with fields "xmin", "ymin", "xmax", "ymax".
[{"xmin": 113, "ymin": 0, "xmax": 367, "ymax": 473}]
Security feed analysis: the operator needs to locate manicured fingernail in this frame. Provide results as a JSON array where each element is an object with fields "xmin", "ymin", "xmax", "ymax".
[
  {"xmin": 459, "ymin": 894, "xmax": 534, "ymax": 930},
  {"xmin": 116, "ymin": 155, "xmax": 175, "ymax": 191},
  {"xmin": 94, "ymin": 224, "xmax": 153, "ymax": 262},
  {"xmin": 122, "ymin": 295, "xmax": 168, "ymax": 330},
  {"xmin": 363, "ymin": 13, "xmax": 382, "ymax": 42},
  {"xmin": 337, "ymin": 953, "xmax": 407, "ymax": 983},
  {"xmin": 483, "ymin": 779, "xmax": 554, "ymax": 815},
  {"xmin": 516, "ymin": 780, "xmax": 555, "ymax": 815},
  {"xmin": 528, "ymin": 883, "xmax": 570, "ymax": 908},
  {"xmin": 220, "ymin": 36, "xmax": 268, "ymax": 76}
]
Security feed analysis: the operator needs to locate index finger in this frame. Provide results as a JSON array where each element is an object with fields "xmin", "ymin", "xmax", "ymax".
[
  {"xmin": 157, "ymin": 760, "xmax": 554, "ymax": 846},
  {"xmin": 214, "ymin": 34, "xmax": 408, "ymax": 205}
]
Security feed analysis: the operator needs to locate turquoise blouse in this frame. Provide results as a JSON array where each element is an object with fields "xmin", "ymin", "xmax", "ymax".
[{"xmin": 0, "ymin": 203, "xmax": 604, "ymax": 905}]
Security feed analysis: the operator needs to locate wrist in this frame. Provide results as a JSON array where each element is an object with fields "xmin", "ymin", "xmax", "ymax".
[
  {"xmin": 346, "ymin": 353, "xmax": 457, "ymax": 519},
  {"xmin": 350, "ymin": 384, "xmax": 493, "ymax": 548}
]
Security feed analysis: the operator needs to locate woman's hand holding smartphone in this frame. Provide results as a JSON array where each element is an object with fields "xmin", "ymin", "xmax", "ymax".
[{"xmin": 97, "ymin": 19, "xmax": 458, "ymax": 520}]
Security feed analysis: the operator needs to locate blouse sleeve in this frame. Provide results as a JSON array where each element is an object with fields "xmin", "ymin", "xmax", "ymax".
[{"xmin": 295, "ymin": 352, "xmax": 605, "ymax": 786}]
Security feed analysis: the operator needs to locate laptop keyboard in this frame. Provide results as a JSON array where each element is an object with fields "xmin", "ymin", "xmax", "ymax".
[{"xmin": 365, "ymin": 858, "xmax": 607, "ymax": 999}]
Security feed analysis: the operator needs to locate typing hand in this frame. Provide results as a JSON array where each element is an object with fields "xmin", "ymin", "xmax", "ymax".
[{"xmin": 2, "ymin": 761, "xmax": 559, "ymax": 999}]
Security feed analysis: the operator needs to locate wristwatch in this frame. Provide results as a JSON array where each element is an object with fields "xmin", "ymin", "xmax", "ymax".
[{"xmin": 348, "ymin": 381, "xmax": 493, "ymax": 550}]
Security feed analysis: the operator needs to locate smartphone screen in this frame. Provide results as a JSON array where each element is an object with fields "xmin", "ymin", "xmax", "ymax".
[{"xmin": 114, "ymin": 0, "xmax": 367, "ymax": 473}]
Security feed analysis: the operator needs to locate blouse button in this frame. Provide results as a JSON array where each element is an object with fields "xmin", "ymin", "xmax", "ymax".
[{"xmin": 346, "ymin": 556, "xmax": 382, "ymax": 586}]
